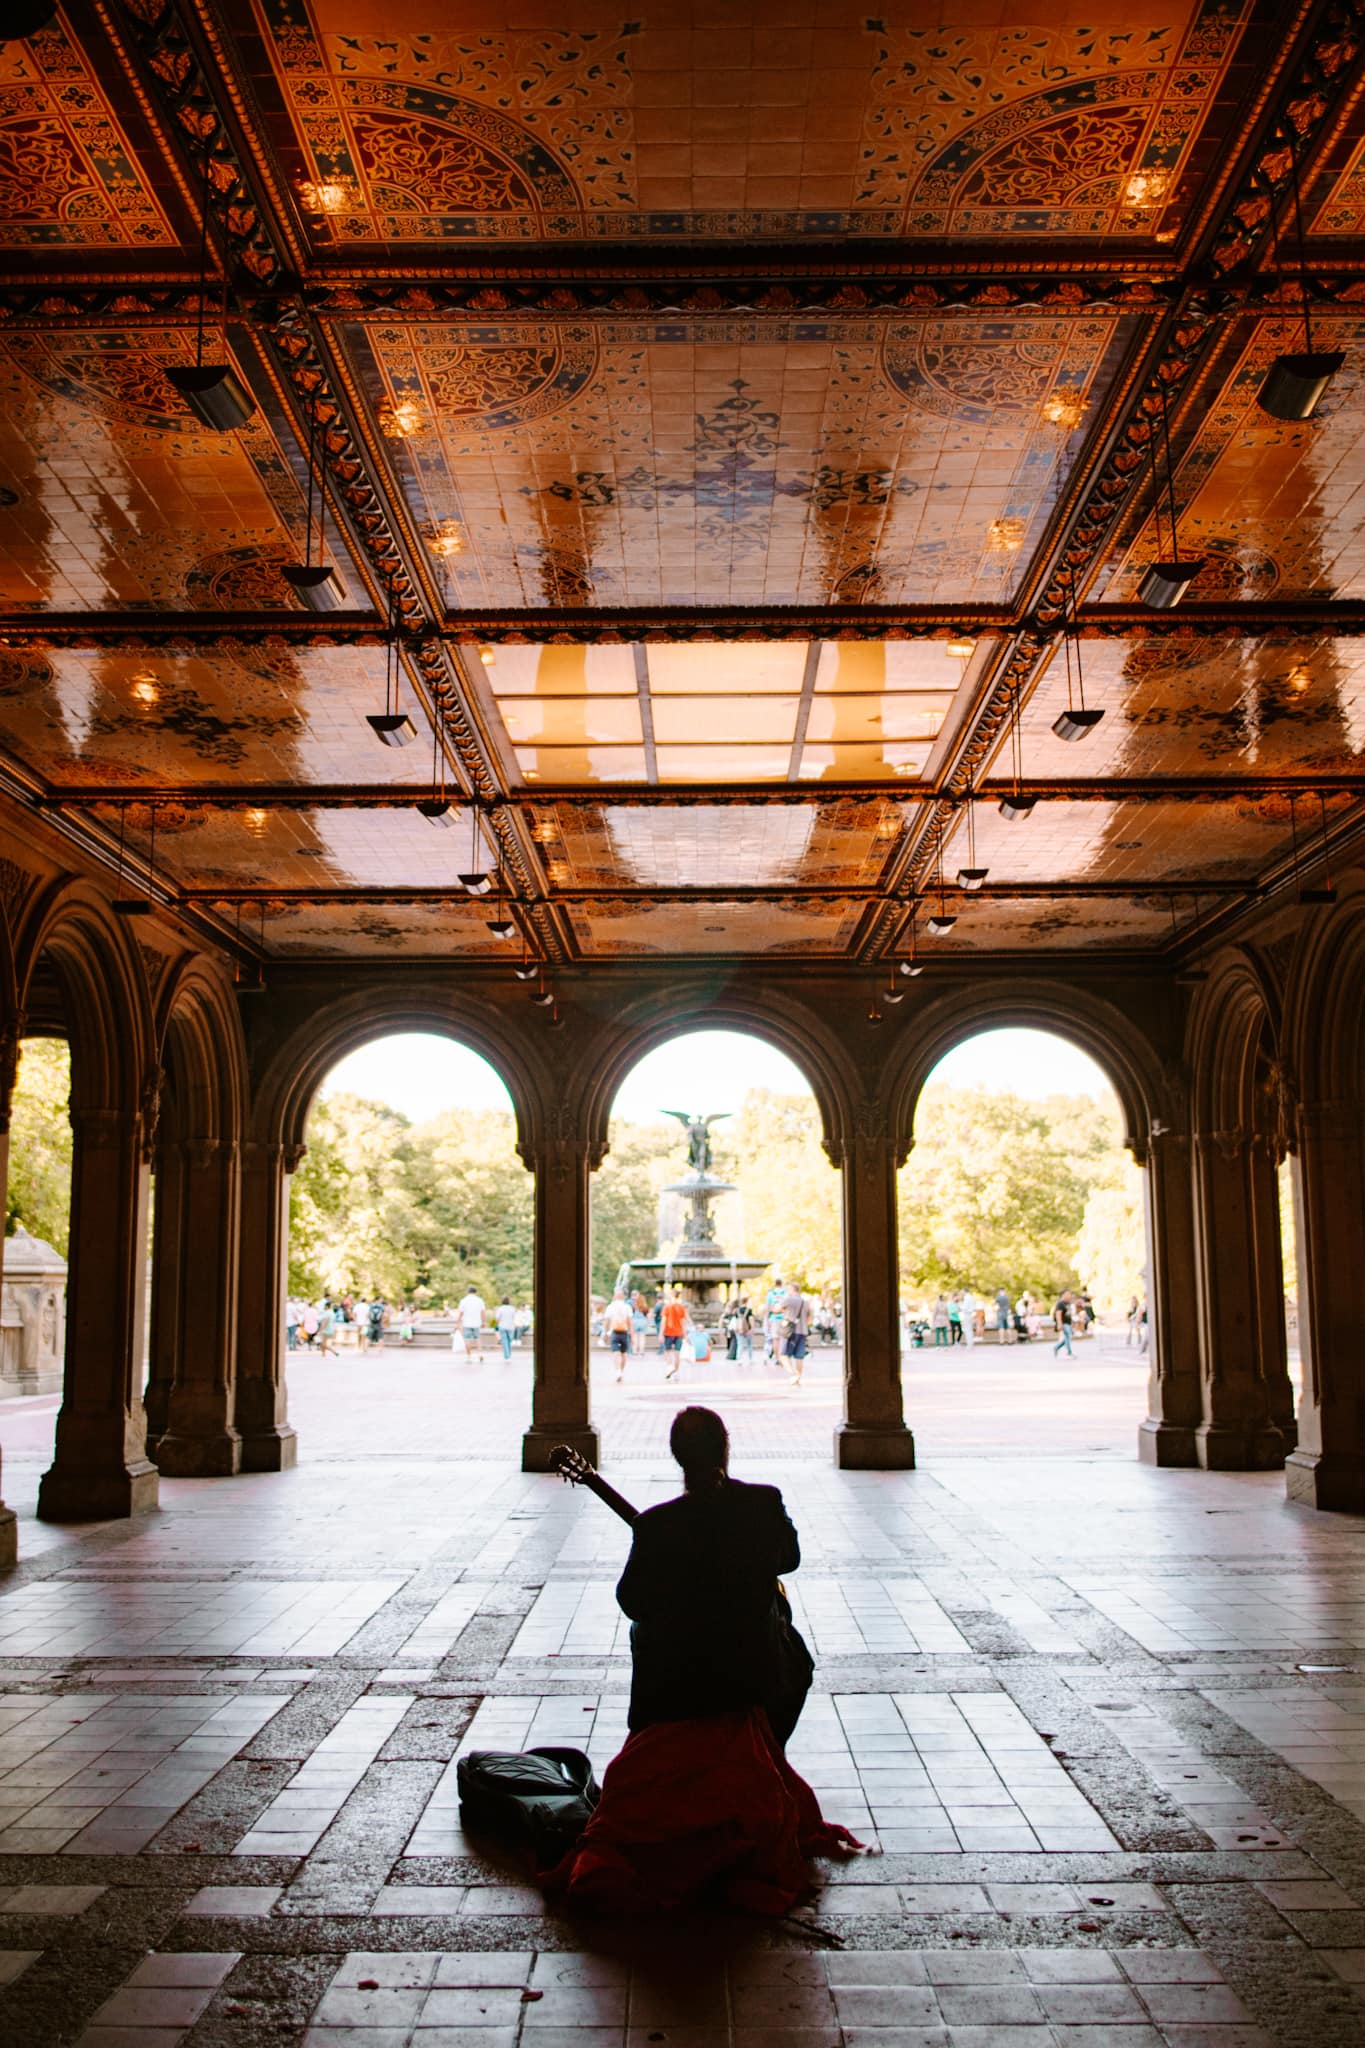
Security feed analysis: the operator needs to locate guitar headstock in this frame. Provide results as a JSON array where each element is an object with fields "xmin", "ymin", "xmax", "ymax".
[{"xmin": 550, "ymin": 1443, "xmax": 592, "ymax": 1487}]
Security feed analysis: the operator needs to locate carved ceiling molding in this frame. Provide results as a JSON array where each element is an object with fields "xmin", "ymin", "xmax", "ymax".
[
  {"xmin": 39, "ymin": 776, "xmax": 1365, "ymax": 813},
  {"xmin": 1207, "ymin": 0, "xmax": 1365, "ymax": 278},
  {"xmin": 14, "ymin": 604, "xmax": 1365, "ymax": 650}
]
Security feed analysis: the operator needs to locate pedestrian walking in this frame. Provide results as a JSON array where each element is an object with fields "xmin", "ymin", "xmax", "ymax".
[
  {"xmin": 781, "ymin": 1281, "xmax": 810, "ymax": 1386},
  {"xmin": 1053, "ymin": 1291, "xmax": 1074, "ymax": 1356},
  {"xmin": 458, "ymin": 1285, "xmax": 485, "ymax": 1356},
  {"xmin": 932, "ymin": 1294, "xmax": 951, "ymax": 1347},
  {"xmin": 495, "ymin": 1295, "xmax": 518, "ymax": 1362},
  {"xmin": 660, "ymin": 1289, "xmax": 688, "ymax": 1380},
  {"xmin": 994, "ymin": 1284, "xmax": 1012, "ymax": 1344},
  {"xmin": 604, "ymin": 1287, "xmax": 634, "ymax": 1383}
]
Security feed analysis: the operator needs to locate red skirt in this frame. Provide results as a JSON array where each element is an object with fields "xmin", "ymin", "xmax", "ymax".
[{"xmin": 542, "ymin": 1708, "xmax": 861, "ymax": 1916}]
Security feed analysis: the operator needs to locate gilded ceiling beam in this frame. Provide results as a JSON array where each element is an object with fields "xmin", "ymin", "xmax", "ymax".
[
  {"xmin": 12, "ymin": 602, "xmax": 1365, "ymax": 648},
  {"xmin": 38, "ymin": 777, "xmax": 1365, "ymax": 812}
]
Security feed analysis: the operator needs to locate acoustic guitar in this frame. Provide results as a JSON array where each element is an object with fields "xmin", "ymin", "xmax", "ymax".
[{"xmin": 548, "ymin": 1443, "xmax": 796, "ymax": 1620}]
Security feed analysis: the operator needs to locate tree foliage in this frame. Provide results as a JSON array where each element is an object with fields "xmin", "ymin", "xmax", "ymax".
[
  {"xmin": 4, "ymin": 1044, "xmax": 1151, "ymax": 1320},
  {"xmin": 5, "ymin": 1038, "xmax": 73, "ymax": 1254}
]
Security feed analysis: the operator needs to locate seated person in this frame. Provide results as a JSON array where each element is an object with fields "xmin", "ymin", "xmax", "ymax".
[{"xmin": 615, "ymin": 1405, "xmax": 813, "ymax": 1747}]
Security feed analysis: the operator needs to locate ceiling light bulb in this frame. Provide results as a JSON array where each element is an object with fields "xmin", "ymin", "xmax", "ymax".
[
  {"xmin": 1124, "ymin": 167, "xmax": 1171, "ymax": 208},
  {"xmin": 478, "ymin": 645, "xmax": 496, "ymax": 667},
  {"xmin": 945, "ymin": 636, "xmax": 977, "ymax": 658},
  {"xmin": 378, "ymin": 397, "xmax": 425, "ymax": 438},
  {"xmin": 130, "ymin": 674, "xmax": 159, "ymax": 704},
  {"xmin": 883, "ymin": 983, "xmax": 907, "ymax": 1005},
  {"xmin": 530, "ymin": 986, "xmax": 554, "ymax": 1006},
  {"xmin": 298, "ymin": 178, "xmax": 353, "ymax": 215},
  {"xmin": 423, "ymin": 520, "xmax": 467, "ymax": 559},
  {"xmin": 513, "ymin": 963, "xmax": 538, "ymax": 981},
  {"xmin": 899, "ymin": 958, "xmax": 924, "ymax": 977},
  {"xmin": 1040, "ymin": 391, "xmax": 1087, "ymax": 432},
  {"xmin": 987, "ymin": 517, "xmax": 1024, "ymax": 552},
  {"xmin": 244, "ymin": 807, "xmax": 267, "ymax": 831}
]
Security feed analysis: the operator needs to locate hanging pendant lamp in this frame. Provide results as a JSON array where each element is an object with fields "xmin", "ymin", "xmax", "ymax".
[
  {"xmin": 111, "ymin": 805, "xmax": 154, "ymax": 917},
  {"xmin": 1000, "ymin": 681, "xmax": 1036, "ymax": 817},
  {"xmin": 1137, "ymin": 384, "xmax": 1203, "ymax": 609},
  {"xmin": 366, "ymin": 598, "xmax": 416, "ymax": 746},
  {"xmin": 458, "ymin": 804, "xmax": 492, "ymax": 894},
  {"xmin": 167, "ymin": 139, "xmax": 256, "ymax": 432},
  {"xmin": 925, "ymin": 844, "xmax": 956, "ymax": 934},
  {"xmin": 1052, "ymin": 569, "xmax": 1106, "ymax": 736},
  {"xmin": 282, "ymin": 400, "xmax": 345, "ymax": 611},
  {"xmin": 1258, "ymin": 125, "xmax": 1343, "ymax": 421},
  {"xmin": 956, "ymin": 786, "xmax": 988, "ymax": 889}
]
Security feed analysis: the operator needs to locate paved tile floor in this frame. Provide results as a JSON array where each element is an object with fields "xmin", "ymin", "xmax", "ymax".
[{"xmin": 0, "ymin": 1346, "xmax": 1362, "ymax": 2045}]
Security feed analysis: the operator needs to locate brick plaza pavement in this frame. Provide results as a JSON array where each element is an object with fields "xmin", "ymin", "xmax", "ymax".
[{"xmin": 0, "ymin": 1335, "xmax": 1360, "ymax": 2048}]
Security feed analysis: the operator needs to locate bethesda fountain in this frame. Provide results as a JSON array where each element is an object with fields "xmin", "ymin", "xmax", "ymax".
[{"xmin": 616, "ymin": 1110, "xmax": 768, "ymax": 1325}]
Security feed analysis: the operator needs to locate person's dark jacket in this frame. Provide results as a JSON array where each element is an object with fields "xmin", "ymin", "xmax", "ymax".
[{"xmin": 616, "ymin": 1478, "xmax": 812, "ymax": 1742}]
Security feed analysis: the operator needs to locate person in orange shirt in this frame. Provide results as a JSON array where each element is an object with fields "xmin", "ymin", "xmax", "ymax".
[{"xmin": 659, "ymin": 1290, "xmax": 689, "ymax": 1381}]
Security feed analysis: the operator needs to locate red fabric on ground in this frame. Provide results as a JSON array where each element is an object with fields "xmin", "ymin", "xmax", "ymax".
[{"xmin": 542, "ymin": 1709, "xmax": 861, "ymax": 1915}]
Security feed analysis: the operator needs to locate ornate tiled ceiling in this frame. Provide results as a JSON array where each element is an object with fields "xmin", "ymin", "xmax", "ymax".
[{"xmin": 1, "ymin": 0, "xmax": 1363, "ymax": 968}]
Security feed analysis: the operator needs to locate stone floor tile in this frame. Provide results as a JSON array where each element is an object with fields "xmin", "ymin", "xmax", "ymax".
[
  {"xmin": 1317, "ymin": 1948, "xmax": 1365, "ymax": 1981},
  {"xmin": 1018, "ymin": 1952, "xmax": 1124, "ymax": 1983},
  {"xmin": 831, "ymin": 1985, "xmax": 942, "ymax": 2026},
  {"xmin": 825, "ymin": 1953, "xmax": 931, "ymax": 1986},
  {"xmin": 1255, "ymin": 1878, "xmax": 1361, "ymax": 1911},
  {"xmin": 1136, "ymin": 1985, "xmax": 1253, "ymax": 2024},
  {"xmin": 922, "ymin": 1954, "xmax": 1027, "ymax": 1985},
  {"xmin": 1116, "ymin": 1955, "xmax": 1224, "ymax": 1984},
  {"xmin": 934, "ymin": 1985, "xmax": 1046, "ymax": 2026},
  {"xmin": 1037, "ymin": 1985, "xmax": 1150, "ymax": 2024},
  {"xmin": 182, "ymin": 1885, "xmax": 282, "ymax": 1916},
  {"xmin": 0, "ymin": 1948, "xmax": 41, "ymax": 1985},
  {"xmin": 2, "ymin": 1882, "xmax": 105, "ymax": 1913}
]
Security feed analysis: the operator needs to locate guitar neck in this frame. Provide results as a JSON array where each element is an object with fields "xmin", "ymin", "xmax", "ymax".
[{"xmin": 583, "ymin": 1469, "xmax": 639, "ymax": 1527}]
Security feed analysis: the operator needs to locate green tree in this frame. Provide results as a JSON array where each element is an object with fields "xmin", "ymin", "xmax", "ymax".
[
  {"xmin": 406, "ymin": 1109, "xmax": 534, "ymax": 1304},
  {"xmin": 1076, "ymin": 1156, "xmax": 1147, "ymax": 1313},
  {"xmin": 717, "ymin": 1090, "xmax": 842, "ymax": 1292},
  {"xmin": 288, "ymin": 1092, "xmax": 421, "ymax": 1298},
  {"xmin": 6, "ymin": 1037, "xmax": 73, "ymax": 1254},
  {"xmin": 898, "ymin": 1085, "xmax": 1099, "ymax": 1301},
  {"xmin": 591, "ymin": 1119, "xmax": 680, "ymax": 1295}
]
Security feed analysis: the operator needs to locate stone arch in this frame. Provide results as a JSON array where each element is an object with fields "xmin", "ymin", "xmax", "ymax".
[
  {"xmin": 250, "ymin": 987, "xmax": 545, "ymax": 1164},
  {"xmin": 1283, "ymin": 869, "xmax": 1365, "ymax": 1108},
  {"xmin": 881, "ymin": 979, "xmax": 1164, "ymax": 1163},
  {"xmin": 155, "ymin": 954, "xmax": 248, "ymax": 1145},
  {"xmin": 13, "ymin": 878, "xmax": 153, "ymax": 1113},
  {"xmin": 1187, "ymin": 947, "xmax": 1286, "ymax": 1148},
  {"xmin": 580, "ymin": 990, "xmax": 855, "ymax": 1166}
]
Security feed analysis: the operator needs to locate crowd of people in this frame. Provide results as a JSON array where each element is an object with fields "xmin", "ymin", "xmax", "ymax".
[
  {"xmin": 289, "ymin": 1277, "xmax": 1145, "ymax": 1368},
  {"xmin": 284, "ymin": 1290, "xmax": 534, "ymax": 1356},
  {"xmin": 900, "ymin": 1285, "xmax": 1147, "ymax": 1352},
  {"xmin": 592, "ymin": 1279, "xmax": 838, "ymax": 1387}
]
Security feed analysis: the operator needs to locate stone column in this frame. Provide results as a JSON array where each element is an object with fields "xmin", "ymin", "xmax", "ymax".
[
  {"xmin": 37, "ymin": 1105, "xmax": 159, "ymax": 1520},
  {"xmin": 156, "ymin": 1138, "xmax": 242, "ymax": 1476},
  {"xmin": 522, "ymin": 1126, "xmax": 599, "ymax": 1472},
  {"xmin": 0, "ymin": 1014, "xmax": 21, "ymax": 1563},
  {"xmin": 1286, "ymin": 1101, "xmax": 1365, "ymax": 1512},
  {"xmin": 1137, "ymin": 1127, "xmax": 1201, "ymax": 1466},
  {"xmin": 833, "ymin": 1119, "xmax": 915, "ymax": 1470},
  {"xmin": 144, "ymin": 1134, "xmax": 186, "ymax": 1458},
  {"xmin": 1189, "ymin": 1129, "xmax": 1290, "ymax": 1469},
  {"xmin": 234, "ymin": 1138, "xmax": 297, "ymax": 1472}
]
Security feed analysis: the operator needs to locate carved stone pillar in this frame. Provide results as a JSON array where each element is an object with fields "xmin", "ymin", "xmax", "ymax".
[
  {"xmin": 37, "ymin": 1104, "xmax": 159, "ymax": 1521},
  {"xmin": 522, "ymin": 1122, "xmax": 600, "ymax": 1472},
  {"xmin": 831, "ymin": 1116, "xmax": 915, "ymax": 1471},
  {"xmin": 1286, "ymin": 1101, "xmax": 1365, "ymax": 1512},
  {"xmin": 144, "ymin": 1134, "xmax": 186, "ymax": 1457},
  {"xmin": 156, "ymin": 1137, "xmax": 242, "ymax": 1476},
  {"xmin": 0, "ymin": 1009, "xmax": 22, "ymax": 1563},
  {"xmin": 1137, "ymin": 1126, "xmax": 1200, "ymax": 1466},
  {"xmin": 1189, "ymin": 1128, "xmax": 1291, "ymax": 1469},
  {"xmin": 234, "ymin": 1139, "xmax": 298, "ymax": 1472}
]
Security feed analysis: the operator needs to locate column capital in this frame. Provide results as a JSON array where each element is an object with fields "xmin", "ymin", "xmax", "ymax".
[
  {"xmin": 824, "ymin": 1104, "xmax": 910, "ymax": 1174},
  {"xmin": 522, "ymin": 1104, "xmax": 605, "ymax": 1178}
]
